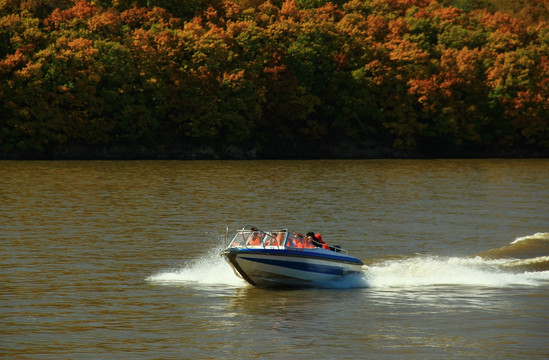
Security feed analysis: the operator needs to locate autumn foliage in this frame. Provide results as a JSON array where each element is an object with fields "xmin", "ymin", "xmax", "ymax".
[{"xmin": 1, "ymin": 0, "xmax": 548, "ymax": 158}]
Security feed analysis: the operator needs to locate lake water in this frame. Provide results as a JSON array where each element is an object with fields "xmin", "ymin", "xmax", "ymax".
[{"xmin": 1, "ymin": 159, "xmax": 548, "ymax": 359}]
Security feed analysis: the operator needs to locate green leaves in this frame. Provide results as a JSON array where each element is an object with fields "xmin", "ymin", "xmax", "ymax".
[{"xmin": 1, "ymin": 0, "xmax": 548, "ymax": 158}]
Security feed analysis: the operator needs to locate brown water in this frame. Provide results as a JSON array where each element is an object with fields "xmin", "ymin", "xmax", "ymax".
[{"xmin": 1, "ymin": 160, "xmax": 548, "ymax": 359}]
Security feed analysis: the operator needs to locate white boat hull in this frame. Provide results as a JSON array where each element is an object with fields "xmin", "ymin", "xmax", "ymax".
[{"xmin": 222, "ymin": 248, "xmax": 364, "ymax": 287}]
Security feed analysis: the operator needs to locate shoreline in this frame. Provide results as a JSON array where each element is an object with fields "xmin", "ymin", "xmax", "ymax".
[{"xmin": 2, "ymin": 144, "xmax": 548, "ymax": 160}]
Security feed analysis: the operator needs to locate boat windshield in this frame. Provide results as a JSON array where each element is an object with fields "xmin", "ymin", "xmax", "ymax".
[
  {"xmin": 226, "ymin": 226, "xmax": 348, "ymax": 253},
  {"xmin": 228, "ymin": 228, "xmax": 289, "ymax": 248}
]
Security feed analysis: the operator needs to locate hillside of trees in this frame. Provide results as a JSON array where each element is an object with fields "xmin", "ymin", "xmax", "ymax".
[{"xmin": 1, "ymin": 0, "xmax": 548, "ymax": 159}]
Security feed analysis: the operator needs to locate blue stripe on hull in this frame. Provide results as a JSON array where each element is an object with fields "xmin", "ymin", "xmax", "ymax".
[
  {"xmin": 239, "ymin": 256, "xmax": 346, "ymax": 275},
  {"xmin": 222, "ymin": 247, "xmax": 364, "ymax": 287},
  {"xmin": 236, "ymin": 248, "xmax": 364, "ymax": 264}
]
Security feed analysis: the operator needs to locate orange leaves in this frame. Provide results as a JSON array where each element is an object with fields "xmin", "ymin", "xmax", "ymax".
[
  {"xmin": 67, "ymin": 37, "xmax": 94, "ymax": 52},
  {"xmin": 221, "ymin": 1, "xmax": 242, "ymax": 20},
  {"xmin": 432, "ymin": 5, "xmax": 462, "ymax": 22},
  {"xmin": 45, "ymin": 0, "xmax": 97, "ymax": 30},
  {"xmin": 316, "ymin": 3, "xmax": 344, "ymax": 22},
  {"xmin": 222, "ymin": 69, "xmax": 246, "ymax": 88},
  {"xmin": 408, "ymin": 77, "xmax": 437, "ymax": 106},
  {"xmin": 387, "ymin": 38, "xmax": 428, "ymax": 64},
  {"xmin": 2, "ymin": 0, "xmax": 549, "ymax": 157},
  {"xmin": 263, "ymin": 51, "xmax": 288, "ymax": 79},
  {"xmin": 280, "ymin": 0, "xmax": 300, "ymax": 19},
  {"xmin": 371, "ymin": 0, "xmax": 432, "ymax": 16},
  {"xmin": 365, "ymin": 14, "xmax": 388, "ymax": 40},
  {"xmin": 508, "ymin": 88, "xmax": 549, "ymax": 146},
  {"xmin": 473, "ymin": 8, "xmax": 525, "ymax": 34},
  {"xmin": 0, "ymin": 48, "xmax": 28, "ymax": 72},
  {"xmin": 409, "ymin": 47, "xmax": 487, "ymax": 101},
  {"xmin": 120, "ymin": 5, "xmax": 178, "ymax": 29},
  {"xmin": 226, "ymin": 19, "xmax": 255, "ymax": 38},
  {"xmin": 88, "ymin": 10, "xmax": 121, "ymax": 34},
  {"xmin": 120, "ymin": 5, "xmax": 151, "ymax": 28},
  {"xmin": 443, "ymin": 47, "xmax": 485, "ymax": 77}
]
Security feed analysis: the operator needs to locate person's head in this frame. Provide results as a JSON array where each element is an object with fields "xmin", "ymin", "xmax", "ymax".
[{"xmin": 306, "ymin": 232, "xmax": 317, "ymax": 241}]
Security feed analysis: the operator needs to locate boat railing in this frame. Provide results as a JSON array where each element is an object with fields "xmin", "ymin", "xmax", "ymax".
[{"xmin": 227, "ymin": 225, "xmax": 349, "ymax": 254}]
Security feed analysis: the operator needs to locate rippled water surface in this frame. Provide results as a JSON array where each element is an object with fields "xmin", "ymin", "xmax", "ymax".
[{"xmin": 1, "ymin": 159, "xmax": 548, "ymax": 359}]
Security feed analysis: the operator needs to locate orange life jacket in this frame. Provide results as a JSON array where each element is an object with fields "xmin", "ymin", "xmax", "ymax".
[
  {"xmin": 302, "ymin": 237, "xmax": 315, "ymax": 249},
  {"xmin": 248, "ymin": 233, "xmax": 261, "ymax": 245},
  {"xmin": 276, "ymin": 232, "xmax": 285, "ymax": 246},
  {"xmin": 292, "ymin": 235, "xmax": 304, "ymax": 248}
]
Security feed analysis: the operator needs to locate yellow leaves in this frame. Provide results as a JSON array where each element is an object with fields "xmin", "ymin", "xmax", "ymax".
[
  {"xmin": 387, "ymin": 38, "xmax": 428, "ymax": 63},
  {"xmin": 222, "ymin": 69, "xmax": 246, "ymax": 88},
  {"xmin": 473, "ymin": 8, "xmax": 525, "ymax": 34},
  {"xmin": 486, "ymin": 51, "xmax": 536, "ymax": 91},
  {"xmin": 358, "ymin": 60, "xmax": 391, "ymax": 86},
  {"xmin": 226, "ymin": 19, "xmax": 255, "ymax": 37},
  {"xmin": 258, "ymin": 0, "xmax": 279, "ymax": 17},
  {"xmin": 440, "ymin": 47, "xmax": 485, "ymax": 78},
  {"xmin": 488, "ymin": 30, "xmax": 521, "ymax": 52},
  {"xmin": 2, "ymin": 0, "xmax": 549, "ymax": 156}
]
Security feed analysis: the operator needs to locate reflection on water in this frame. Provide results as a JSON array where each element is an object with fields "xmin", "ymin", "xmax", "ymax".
[{"xmin": 1, "ymin": 159, "xmax": 548, "ymax": 359}]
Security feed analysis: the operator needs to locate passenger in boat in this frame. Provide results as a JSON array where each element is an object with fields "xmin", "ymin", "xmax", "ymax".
[
  {"xmin": 302, "ymin": 235, "xmax": 315, "ymax": 249},
  {"xmin": 289, "ymin": 233, "xmax": 308, "ymax": 248},
  {"xmin": 316, "ymin": 233, "xmax": 331, "ymax": 250},
  {"xmin": 275, "ymin": 231, "xmax": 285, "ymax": 246},
  {"xmin": 248, "ymin": 230, "xmax": 262, "ymax": 246},
  {"xmin": 290, "ymin": 234, "xmax": 302, "ymax": 248},
  {"xmin": 306, "ymin": 232, "xmax": 330, "ymax": 249},
  {"xmin": 306, "ymin": 232, "xmax": 323, "ymax": 247},
  {"xmin": 265, "ymin": 231, "xmax": 284, "ymax": 246}
]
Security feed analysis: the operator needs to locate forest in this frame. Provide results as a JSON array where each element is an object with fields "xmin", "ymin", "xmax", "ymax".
[{"xmin": 1, "ymin": 0, "xmax": 548, "ymax": 159}]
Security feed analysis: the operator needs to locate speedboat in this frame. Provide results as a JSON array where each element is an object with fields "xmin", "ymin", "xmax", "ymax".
[{"xmin": 221, "ymin": 225, "xmax": 364, "ymax": 287}]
